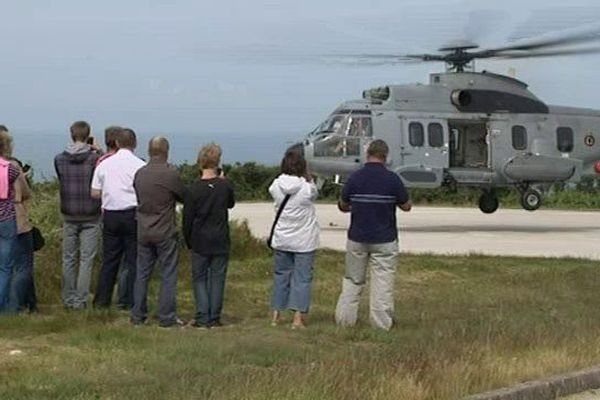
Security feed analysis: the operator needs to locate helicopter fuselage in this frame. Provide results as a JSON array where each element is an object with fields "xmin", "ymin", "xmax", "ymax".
[{"xmin": 301, "ymin": 71, "xmax": 600, "ymax": 212}]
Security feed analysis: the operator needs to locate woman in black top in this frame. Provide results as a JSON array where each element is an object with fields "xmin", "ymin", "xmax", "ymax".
[{"xmin": 183, "ymin": 143, "xmax": 235, "ymax": 328}]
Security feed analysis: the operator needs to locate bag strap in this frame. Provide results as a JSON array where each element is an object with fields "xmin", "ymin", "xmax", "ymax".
[{"xmin": 267, "ymin": 194, "xmax": 292, "ymax": 249}]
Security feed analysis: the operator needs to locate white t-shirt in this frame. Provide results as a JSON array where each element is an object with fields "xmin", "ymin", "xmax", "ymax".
[{"xmin": 91, "ymin": 149, "xmax": 146, "ymax": 211}]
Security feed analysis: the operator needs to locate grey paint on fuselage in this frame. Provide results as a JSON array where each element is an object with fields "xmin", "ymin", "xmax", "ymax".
[{"xmin": 304, "ymin": 71, "xmax": 600, "ymax": 192}]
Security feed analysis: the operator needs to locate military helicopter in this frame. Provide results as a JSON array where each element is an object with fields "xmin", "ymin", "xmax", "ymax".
[{"xmin": 294, "ymin": 28, "xmax": 600, "ymax": 213}]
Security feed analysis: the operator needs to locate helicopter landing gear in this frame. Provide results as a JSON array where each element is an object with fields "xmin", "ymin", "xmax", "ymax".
[
  {"xmin": 478, "ymin": 190, "xmax": 499, "ymax": 214},
  {"xmin": 520, "ymin": 188, "xmax": 543, "ymax": 211}
]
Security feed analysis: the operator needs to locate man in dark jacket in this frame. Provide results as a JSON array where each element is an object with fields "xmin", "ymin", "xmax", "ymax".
[
  {"xmin": 54, "ymin": 121, "xmax": 101, "ymax": 309},
  {"xmin": 131, "ymin": 137, "xmax": 186, "ymax": 327}
]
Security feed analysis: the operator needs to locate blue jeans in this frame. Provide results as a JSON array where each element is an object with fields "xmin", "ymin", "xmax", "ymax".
[
  {"xmin": 9, "ymin": 231, "xmax": 36, "ymax": 313},
  {"xmin": 132, "ymin": 236, "xmax": 179, "ymax": 325},
  {"xmin": 271, "ymin": 250, "xmax": 315, "ymax": 313},
  {"xmin": 191, "ymin": 253, "xmax": 228, "ymax": 325},
  {"xmin": 0, "ymin": 219, "xmax": 17, "ymax": 312}
]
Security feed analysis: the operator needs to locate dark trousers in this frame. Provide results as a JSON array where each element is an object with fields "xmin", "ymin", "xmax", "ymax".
[
  {"xmin": 131, "ymin": 236, "xmax": 179, "ymax": 325},
  {"xmin": 191, "ymin": 252, "xmax": 228, "ymax": 325},
  {"xmin": 9, "ymin": 231, "xmax": 36, "ymax": 313},
  {"xmin": 94, "ymin": 209, "xmax": 137, "ymax": 308}
]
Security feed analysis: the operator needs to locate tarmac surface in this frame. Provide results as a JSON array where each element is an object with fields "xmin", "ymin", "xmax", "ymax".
[{"xmin": 230, "ymin": 204, "xmax": 600, "ymax": 259}]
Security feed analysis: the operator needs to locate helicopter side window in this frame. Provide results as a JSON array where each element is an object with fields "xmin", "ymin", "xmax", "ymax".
[
  {"xmin": 409, "ymin": 122, "xmax": 424, "ymax": 147},
  {"xmin": 556, "ymin": 127, "xmax": 574, "ymax": 153},
  {"xmin": 428, "ymin": 123, "xmax": 444, "ymax": 147},
  {"xmin": 511, "ymin": 125, "xmax": 527, "ymax": 150}
]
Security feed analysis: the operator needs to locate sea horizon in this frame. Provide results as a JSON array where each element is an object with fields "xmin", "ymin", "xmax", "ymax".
[{"xmin": 13, "ymin": 130, "xmax": 301, "ymax": 181}]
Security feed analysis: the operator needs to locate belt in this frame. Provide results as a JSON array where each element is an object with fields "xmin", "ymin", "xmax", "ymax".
[{"xmin": 103, "ymin": 207, "xmax": 136, "ymax": 213}]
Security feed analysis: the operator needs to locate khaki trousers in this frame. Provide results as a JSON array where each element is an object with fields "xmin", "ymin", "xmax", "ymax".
[{"xmin": 335, "ymin": 239, "xmax": 398, "ymax": 330}]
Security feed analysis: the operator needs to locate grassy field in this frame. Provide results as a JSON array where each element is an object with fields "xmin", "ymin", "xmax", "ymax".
[
  {"xmin": 3, "ymin": 188, "xmax": 600, "ymax": 399},
  {"xmin": 3, "ymin": 241, "xmax": 600, "ymax": 399}
]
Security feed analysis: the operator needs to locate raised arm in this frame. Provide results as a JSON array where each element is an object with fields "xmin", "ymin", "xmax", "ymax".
[
  {"xmin": 182, "ymin": 188, "xmax": 196, "ymax": 248},
  {"xmin": 395, "ymin": 176, "xmax": 411, "ymax": 212},
  {"xmin": 170, "ymin": 170, "xmax": 187, "ymax": 203},
  {"xmin": 338, "ymin": 179, "xmax": 352, "ymax": 213}
]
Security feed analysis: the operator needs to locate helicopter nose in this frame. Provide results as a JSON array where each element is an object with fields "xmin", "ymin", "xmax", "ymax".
[{"xmin": 286, "ymin": 142, "xmax": 305, "ymax": 157}]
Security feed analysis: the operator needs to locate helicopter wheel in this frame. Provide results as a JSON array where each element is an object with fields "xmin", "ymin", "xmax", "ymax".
[
  {"xmin": 478, "ymin": 191, "xmax": 499, "ymax": 214},
  {"xmin": 521, "ymin": 189, "xmax": 543, "ymax": 211}
]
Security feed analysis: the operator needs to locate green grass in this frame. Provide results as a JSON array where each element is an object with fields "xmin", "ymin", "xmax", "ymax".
[
  {"xmin": 3, "ymin": 249, "xmax": 600, "ymax": 399},
  {"xmin": 4, "ymin": 187, "xmax": 600, "ymax": 399}
]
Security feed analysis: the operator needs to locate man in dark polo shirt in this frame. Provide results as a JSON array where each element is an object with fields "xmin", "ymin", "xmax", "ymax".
[
  {"xmin": 131, "ymin": 137, "xmax": 186, "ymax": 327},
  {"xmin": 335, "ymin": 139, "xmax": 411, "ymax": 330}
]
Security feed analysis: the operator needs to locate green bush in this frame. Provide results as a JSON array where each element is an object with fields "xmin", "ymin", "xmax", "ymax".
[{"xmin": 178, "ymin": 162, "xmax": 280, "ymax": 201}]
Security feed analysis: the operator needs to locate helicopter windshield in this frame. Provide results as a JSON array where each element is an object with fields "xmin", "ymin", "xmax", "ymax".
[
  {"xmin": 311, "ymin": 114, "xmax": 348, "ymax": 136},
  {"xmin": 313, "ymin": 115, "xmax": 372, "ymax": 157}
]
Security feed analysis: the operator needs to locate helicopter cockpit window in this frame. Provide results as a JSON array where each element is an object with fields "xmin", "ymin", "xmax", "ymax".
[
  {"xmin": 511, "ymin": 125, "xmax": 527, "ymax": 150},
  {"xmin": 409, "ymin": 122, "xmax": 424, "ymax": 147},
  {"xmin": 428, "ymin": 123, "xmax": 444, "ymax": 147},
  {"xmin": 313, "ymin": 115, "xmax": 348, "ymax": 136},
  {"xmin": 556, "ymin": 127, "xmax": 574, "ymax": 153},
  {"xmin": 313, "ymin": 114, "xmax": 372, "ymax": 157},
  {"xmin": 345, "ymin": 117, "xmax": 372, "ymax": 156},
  {"xmin": 348, "ymin": 117, "xmax": 372, "ymax": 137}
]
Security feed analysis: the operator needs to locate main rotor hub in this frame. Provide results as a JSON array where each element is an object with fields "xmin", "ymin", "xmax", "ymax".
[{"xmin": 441, "ymin": 46, "xmax": 479, "ymax": 72}]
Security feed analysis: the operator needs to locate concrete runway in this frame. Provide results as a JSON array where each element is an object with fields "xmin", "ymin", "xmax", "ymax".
[{"xmin": 230, "ymin": 203, "xmax": 600, "ymax": 259}]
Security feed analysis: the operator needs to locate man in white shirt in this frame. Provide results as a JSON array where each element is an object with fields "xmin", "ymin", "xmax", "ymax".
[{"xmin": 91, "ymin": 128, "xmax": 145, "ymax": 308}]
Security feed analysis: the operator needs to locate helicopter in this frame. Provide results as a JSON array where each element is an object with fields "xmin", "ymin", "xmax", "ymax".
[{"xmin": 293, "ymin": 29, "xmax": 600, "ymax": 213}]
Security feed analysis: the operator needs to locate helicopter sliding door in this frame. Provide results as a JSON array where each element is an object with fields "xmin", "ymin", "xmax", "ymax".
[
  {"xmin": 397, "ymin": 117, "xmax": 449, "ymax": 188},
  {"xmin": 448, "ymin": 120, "xmax": 489, "ymax": 168}
]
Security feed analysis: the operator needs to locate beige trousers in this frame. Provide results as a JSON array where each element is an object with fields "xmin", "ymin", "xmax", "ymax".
[{"xmin": 335, "ymin": 239, "xmax": 398, "ymax": 330}]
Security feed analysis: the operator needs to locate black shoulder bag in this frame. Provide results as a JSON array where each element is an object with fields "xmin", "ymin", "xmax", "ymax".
[{"xmin": 267, "ymin": 194, "xmax": 291, "ymax": 249}]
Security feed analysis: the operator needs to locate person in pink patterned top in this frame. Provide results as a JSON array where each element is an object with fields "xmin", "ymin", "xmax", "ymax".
[{"xmin": 0, "ymin": 130, "xmax": 24, "ymax": 313}]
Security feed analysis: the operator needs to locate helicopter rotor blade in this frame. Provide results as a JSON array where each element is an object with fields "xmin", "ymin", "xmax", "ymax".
[
  {"xmin": 493, "ymin": 46, "xmax": 600, "ymax": 59},
  {"xmin": 478, "ymin": 26, "xmax": 600, "ymax": 55},
  {"xmin": 318, "ymin": 53, "xmax": 440, "ymax": 66}
]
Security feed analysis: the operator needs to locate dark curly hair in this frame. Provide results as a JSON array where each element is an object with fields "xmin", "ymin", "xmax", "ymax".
[{"xmin": 280, "ymin": 150, "xmax": 306, "ymax": 177}]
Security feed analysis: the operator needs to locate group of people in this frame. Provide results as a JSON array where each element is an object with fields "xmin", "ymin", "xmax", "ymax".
[
  {"xmin": 55, "ymin": 122, "xmax": 234, "ymax": 328},
  {"xmin": 0, "ymin": 122, "xmax": 411, "ymax": 331}
]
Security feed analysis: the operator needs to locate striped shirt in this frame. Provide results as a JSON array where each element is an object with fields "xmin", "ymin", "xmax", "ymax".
[
  {"xmin": 0, "ymin": 164, "xmax": 21, "ymax": 222},
  {"xmin": 341, "ymin": 162, "xmax": 409, "ymax": 243}
]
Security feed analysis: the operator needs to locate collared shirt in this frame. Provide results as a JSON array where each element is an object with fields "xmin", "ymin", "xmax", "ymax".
[
  {"xmin": 134, "ymin": 160, "xmax": 186, "ymax": 244},
  {"xmin": 341, "ymin": 162, "xmax": 409, "ymax": 244},
  {"xmin": 96, "ymin": 149, "xmax": 116, "ymax": 166},
  {"xmin": 91, "ymin": 149, "xmax": 145, "ymax": 211}
]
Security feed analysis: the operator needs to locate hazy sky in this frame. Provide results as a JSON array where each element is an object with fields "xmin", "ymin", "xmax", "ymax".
[{"xmin": 2, "ymin": 0, "xmax": 600, "ymax": 137}]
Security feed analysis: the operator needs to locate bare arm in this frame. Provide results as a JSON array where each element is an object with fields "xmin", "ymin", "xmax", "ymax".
[
  {"xmin": 398, "ymin": 200, "xmax": 412, "ymax": 212},
  {"xmin": 338, "ymin": 199, "xmax": 351, "ymax": 213},
  {"xmin": 91, "ymin": 189, "xmax": 102, "ymax": 199},
  {"xmin": 18, "ymin": 173, "xmax": 32, "ymax": 201}
]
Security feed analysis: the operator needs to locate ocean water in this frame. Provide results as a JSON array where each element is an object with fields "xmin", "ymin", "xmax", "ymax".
[{"xmin": 13, "ymin": 130, "xmax": 301, "ymax": 181}]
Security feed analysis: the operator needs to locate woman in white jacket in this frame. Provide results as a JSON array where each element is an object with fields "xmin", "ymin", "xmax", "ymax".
[{"xmin": 268, "ymin": 150, "xmax": 319, "ymax": 329}]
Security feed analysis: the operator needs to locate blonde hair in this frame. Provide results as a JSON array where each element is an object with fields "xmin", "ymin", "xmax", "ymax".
[
  {"xmin": 197, "ymin": 143, "xmax": 222, "ymax": 170},
  {"xmin": 0, "ymin": 130, "xmax": 13, "ymax": 159}
]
